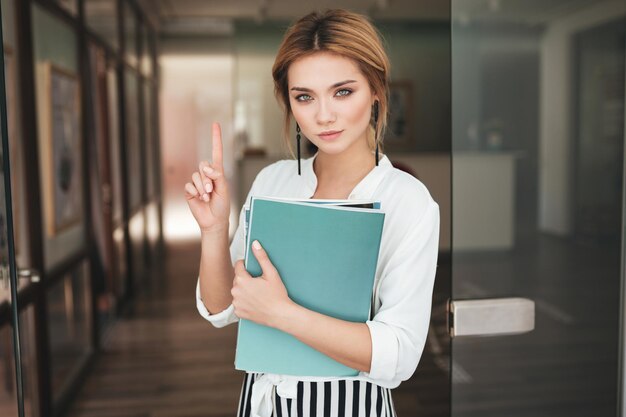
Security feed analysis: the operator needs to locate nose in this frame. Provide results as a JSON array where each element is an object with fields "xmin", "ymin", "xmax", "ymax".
[{"xmin": 315, "ymin": 98, "xmax": 336, "ymax": 125}]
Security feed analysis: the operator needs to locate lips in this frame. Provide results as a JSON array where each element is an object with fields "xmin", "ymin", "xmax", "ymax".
[{"xmin": 318, "ymin": 130, "xmax": 343, "ymax": 141}]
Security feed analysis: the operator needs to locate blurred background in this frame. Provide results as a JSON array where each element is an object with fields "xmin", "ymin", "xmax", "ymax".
[{"xmin": 0, "ymin": 0, "xmax": 624, "ymax": 416}]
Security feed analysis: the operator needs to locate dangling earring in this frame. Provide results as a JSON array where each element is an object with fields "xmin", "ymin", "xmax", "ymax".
[
  {"xmin": 296, "ymin": 123, "xmax": 302, "ymax": 175},
  {"xmin": 373, "ymin": 101, "xmax": 379, "ymax": 166}
]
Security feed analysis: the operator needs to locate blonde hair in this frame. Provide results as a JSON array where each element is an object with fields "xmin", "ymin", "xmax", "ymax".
[{"xmin": 271, "ymin": 9, "xmax": 390, "ymax": 158}]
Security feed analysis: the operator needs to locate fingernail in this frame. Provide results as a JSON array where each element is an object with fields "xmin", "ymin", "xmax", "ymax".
[
  {"xmin": 252, "ymin": 240, "xmax": 261, "ymax": 250},
  {"xmin": 204, "ymin": 167, "xmax": 214, "ymax": 175},
  {"xmin": 203, "ymin": 194, "xmax": 209, "ymax": 202},
  {"xmin": 204, "ymin": 183, "xmax": 212, "ymax": 193}
]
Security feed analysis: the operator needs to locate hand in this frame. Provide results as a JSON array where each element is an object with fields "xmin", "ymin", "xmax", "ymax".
[
  {"xmin": 231, "ymin": 241, "xmax": 294, "ymax": 328},
  {"xmin": 184, "ymin": 122, "xmax": 231, "ymax": 234}
]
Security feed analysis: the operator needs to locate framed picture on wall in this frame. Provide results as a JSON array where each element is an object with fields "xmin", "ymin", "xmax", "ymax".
[
  {"xmin": 38, "ymin": 61, "xmax": 83, "ymax": 237},
  {"xmin": 385, "ymin": 81, "xmax": 414, "ymax": 149}
]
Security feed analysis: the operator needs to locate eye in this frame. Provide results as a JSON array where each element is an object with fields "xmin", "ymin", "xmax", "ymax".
[
  {"xmin": 335, "ymin": 88, "xmax": 353, "ymax": 97},
  {"xmin": 295, "ymin": 94, "xmax": 312, "ymax": 102}
]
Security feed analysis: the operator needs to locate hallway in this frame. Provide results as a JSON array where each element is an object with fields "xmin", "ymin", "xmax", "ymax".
[
  {"xmin": 66, "ymin": 240, "xmax": 244, "ymax": 417},
  {"xmin": 0, "ymin": 1, "xmax": 623, "ymax": 416}
]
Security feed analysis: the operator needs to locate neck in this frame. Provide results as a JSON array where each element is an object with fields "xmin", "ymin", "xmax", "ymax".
[{"xmin": 313, "ymin": 141, "xmax": 378, "ymax": 184}]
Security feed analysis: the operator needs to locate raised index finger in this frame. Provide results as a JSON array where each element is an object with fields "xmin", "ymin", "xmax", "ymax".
[{"xmin": 212, "ymin": 122, "xmax": 224, "ymax": 171}]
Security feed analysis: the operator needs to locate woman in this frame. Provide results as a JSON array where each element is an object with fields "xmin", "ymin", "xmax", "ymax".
[{"xmin": 185, "ymin": 9, "xmax": 440, "ymax": 417}]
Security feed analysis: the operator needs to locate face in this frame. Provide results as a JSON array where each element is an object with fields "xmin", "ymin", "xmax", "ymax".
[{"xmin": 287, "ymin": 51, "xmax": 377, "ymax": 157}]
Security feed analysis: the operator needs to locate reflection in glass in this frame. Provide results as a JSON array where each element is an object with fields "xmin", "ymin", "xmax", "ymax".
[
  {"xmin": 85, "ymin": 0, "xmax": 119, "ymax": 52},
  {"xmin": 451, "ymin": 0, "xmax": 625, "ymax": 416},
  {"xmin": 47, "ymin": 261, "xmax": 92, "ymax": 404}
]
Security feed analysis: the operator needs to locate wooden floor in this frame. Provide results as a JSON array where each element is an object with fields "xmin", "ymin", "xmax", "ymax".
[{"xmin": 66, "ymin": 239, "xmax": 249, "ymax": 417}]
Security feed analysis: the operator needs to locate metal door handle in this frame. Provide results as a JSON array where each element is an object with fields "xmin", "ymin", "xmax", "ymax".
[
  {"xmin": 448, "ymin": 297, "xmax": 535, "ymax": 337},
  {"xmin": 0, "ymin": 266, "xmax": 40, "ymax": 289},
  {"xmin": 17, "ymin": 268, "xmax": 40, "ymax": 283}
]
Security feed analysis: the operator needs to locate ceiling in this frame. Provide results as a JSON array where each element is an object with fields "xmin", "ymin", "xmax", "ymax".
[
  {"xmin": 138, "ymin": 0, "xmax": 448, "ymax": 34},
  {"xmin": 151, "ymin": 0, "xmax": 448, "ymax": 22},
  {"xmin": 135, "ymin": 0, "xmax": 619, "ymax": 35}
]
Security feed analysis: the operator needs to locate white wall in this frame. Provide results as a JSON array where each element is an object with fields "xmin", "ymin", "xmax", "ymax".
[
  {"xmin": 159, "ymin": 37, "xmax": 236, "ymax": 240},
  {"xmin": 538, "ymin": 0, "xmax": 626, "ymax": 235},
  {"xmin": 233, "ymin": 24, "xmax": 288, "ymax": 158}
]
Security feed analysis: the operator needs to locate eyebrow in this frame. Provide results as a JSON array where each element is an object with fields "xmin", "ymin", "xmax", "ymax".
[{"xmin": 290, "ymin": 79, "xmax": 357, "ymax": 92}]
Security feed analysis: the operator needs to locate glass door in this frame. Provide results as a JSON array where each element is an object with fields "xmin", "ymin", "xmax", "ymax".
[
  {"xmin": 0, "ymin": 0, "xmax": 24, "ymax": 414},
  {"xmin": 450, "ymin": 0, "xmax": 625, "ymax": 415}
]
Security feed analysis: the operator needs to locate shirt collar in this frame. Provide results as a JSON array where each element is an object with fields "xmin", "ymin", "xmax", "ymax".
[{"xmin": 301, "ymin": 151, "xmax": 392, "ymax": 200}]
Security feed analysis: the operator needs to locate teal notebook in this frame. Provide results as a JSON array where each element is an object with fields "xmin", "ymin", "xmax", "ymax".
[
  {"xmin": 235, "ymin": 196, "xmax": 385, "ymax": 376},
  {"xmin": 243, "ymin": 197, "xmax": 381, "ymax": 243}
]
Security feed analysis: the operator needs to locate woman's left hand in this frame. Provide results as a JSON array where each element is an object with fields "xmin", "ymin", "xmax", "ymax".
[{"xmin": 232, "ymin": 240, "xmax": 295, "ymax": 328}]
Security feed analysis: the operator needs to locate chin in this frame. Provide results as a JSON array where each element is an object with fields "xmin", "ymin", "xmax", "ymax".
[{"xmin": 311, "ymin": 142, "xmax": 351, "ymax": 156}]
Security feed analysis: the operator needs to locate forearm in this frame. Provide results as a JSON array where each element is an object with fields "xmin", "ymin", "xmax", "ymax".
[
  {"xmin": 198, "ymin": 225, "xmax": 235, "ymax": 314},
  {"xmin": 275, "ymin": 303, "xmax": 372, "ymax": 373}
]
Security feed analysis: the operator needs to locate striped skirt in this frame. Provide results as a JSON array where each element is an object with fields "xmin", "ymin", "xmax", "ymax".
[{"xmin": 237, "ymin": 372, "xmax": 398, "ymax": 417}]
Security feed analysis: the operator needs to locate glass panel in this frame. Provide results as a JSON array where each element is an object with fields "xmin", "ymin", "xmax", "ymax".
[
  {"xmin": 0, "ymin": 1, "xmax": 39, "ymax": 415},
  {"xmin": 125, "ymin": 70, "xmax": 141, "ymax": 211},
  {"xmin": 2, "ymin": 0, "xmax": 28, "ymax": 270},
  {"xmin": 108, "ymin": 65, "xmax": 126, "ymax": 299},
  {"xmin": 107, "ymin": 64, "xmax": 122, "ymax": 225},
  {"xmin": 31, "ymin": 4, "xmax": 86, "ymax": 272},
  {"xmin": 451, "ymin": 1, "xmax": 625, "ymax": 416},
  {"xmin": 143, "ymin": 81, "xmax": 154, "ymax": 198},
  {"xmin": 84, "ymin": 0, "xmax": 118, "ymax": 52},
  {"xmin": 123, "ymin": 2, "xmax": 136, "ymax": 68},
  {"xmin": 47, "ymin": 261, "xmax": 92, "ymax": 404},
  {"xmin": 0, "ymin": 306, "xmax": 38, "ymax": 417},
  {"xmin": 88, "ymin": 43, "xmax": 116, "ymax": 334}
]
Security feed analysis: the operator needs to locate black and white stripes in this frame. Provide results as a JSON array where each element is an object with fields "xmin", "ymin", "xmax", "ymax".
[{"xmin": 237, "ymin": 373, "xmax": 398, "ymax": 417}]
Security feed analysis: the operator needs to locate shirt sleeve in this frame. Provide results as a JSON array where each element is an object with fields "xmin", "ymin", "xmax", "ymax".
[
  {"xmin": 196, "ymin": 169, "xmax": 265, "ymax": 328},
  {"xmin": 363, "ymin": 196, "xmax": 440, "ymax": 382}
]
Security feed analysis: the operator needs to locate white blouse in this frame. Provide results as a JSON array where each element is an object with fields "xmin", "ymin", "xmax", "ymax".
[{"xmin": 196, "ymin": 152, "xmax": 440, "ymax": 417}]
